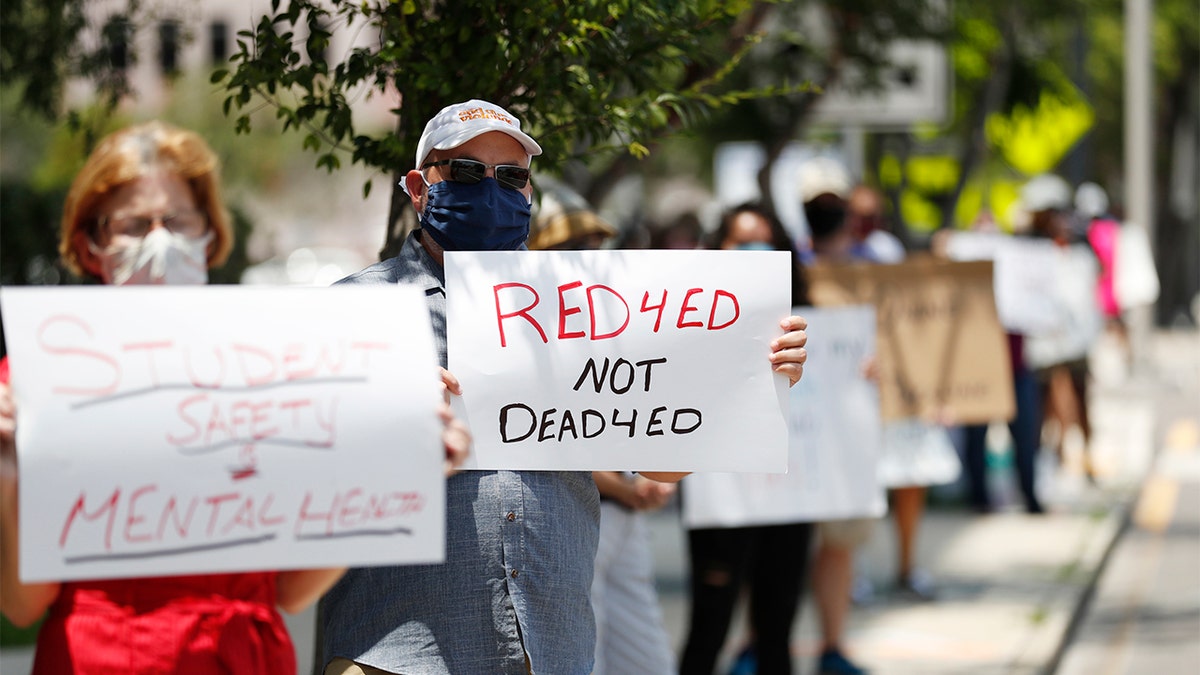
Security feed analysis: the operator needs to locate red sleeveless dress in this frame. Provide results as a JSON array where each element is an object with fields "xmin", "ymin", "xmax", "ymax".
[{"xmin": 31, "ymin": 573, "xmax": 295, "ymax": 674}]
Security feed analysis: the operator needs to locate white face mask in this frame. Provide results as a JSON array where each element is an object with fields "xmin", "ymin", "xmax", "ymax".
[{"xmin": 93, "ymin": 228, "xmax": 211, "ymax": 286}]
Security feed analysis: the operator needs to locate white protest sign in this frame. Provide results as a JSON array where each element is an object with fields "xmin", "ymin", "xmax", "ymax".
[
  {"xmin": 944, "ymin": 232, "xmax": 1061, "ymax": 335},
  {"xmin": 1022, "ymin": 245, "xmax": 1103, "ymax": 367},
  {"xmin": 682, "ymin": 305, "xmax": 885, "ymax": 528},
  {"xmin": 944, "ymin": 231, "xmax": 1102, "ymax": 367},
  {"xmin": 1, "ymin": 286, "xmax": 444, "ymax": 583},
  {"xmin": 445, "ymin": 250, "xmax": 791, "ymax": 472},
  {"xmin": 877, "ymin": 419, "xmax": 962, "ymax": 488}
]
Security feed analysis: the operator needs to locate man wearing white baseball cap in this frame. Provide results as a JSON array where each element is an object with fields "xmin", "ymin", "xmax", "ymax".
[{"xmin": 320, "ymin": 99, "xmax": 812, "ymax": 675}]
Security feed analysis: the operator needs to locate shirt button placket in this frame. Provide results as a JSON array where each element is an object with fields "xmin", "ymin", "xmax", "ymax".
[{"xmin": 503, "ymin": 511, "xmax": 519, "ymax": 581}]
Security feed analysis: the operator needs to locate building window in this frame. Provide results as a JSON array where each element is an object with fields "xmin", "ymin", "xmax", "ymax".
[
  {"xmin": 210, "ymin": 21, "xmax": 229, "ymax": 64},
  {"xmin": 158, "ymin": 20, "xmax": 180, "ymax": 75}
]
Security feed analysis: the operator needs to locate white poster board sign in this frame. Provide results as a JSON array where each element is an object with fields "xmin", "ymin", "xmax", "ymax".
[
  {"xmin": 944, "ymin": 232, "xmax": 1061, "ymax": 335},
  {"xmin": 878, "ymin": 419, "xmax": 962, "ymax": 488},
  {"xmin": 1, "ymin": 286, "xmax": 444, "ymax": 583},
  {"xmin": 445, "ymin": 250, "xmax": 791, "ymax": 472},
  {"xmin": 945, "ymin": 232, "xmax": 1102, "ymax": 362},
  {"xmin": 682, "ymin": 306, "xmax": 885, "ymax": 528}
]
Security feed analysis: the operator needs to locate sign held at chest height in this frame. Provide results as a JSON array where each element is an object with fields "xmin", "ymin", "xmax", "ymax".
[
  {"xmin": 445, "ymin": 250, "xmax": 792, "ymax": 472},
  {"xmin": 1, "ymin": 285, "xmax": 445, "ymax": 583}
]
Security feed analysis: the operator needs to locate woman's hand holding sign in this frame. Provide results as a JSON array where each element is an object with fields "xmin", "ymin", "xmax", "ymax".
[{"xmin": 770, "ymin": 315, "xmax": 809, "ymax": 387}]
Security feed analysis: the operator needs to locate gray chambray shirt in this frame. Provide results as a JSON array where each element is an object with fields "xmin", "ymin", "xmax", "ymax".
[{"xmin": 319, "ymin": 230, "xmax": 600, "ymax": 674}]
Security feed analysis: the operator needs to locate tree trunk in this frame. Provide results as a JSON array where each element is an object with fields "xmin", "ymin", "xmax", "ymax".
[{"xmin": 942, "ymin": 15, "xmax": 1015, "ymax": 231}]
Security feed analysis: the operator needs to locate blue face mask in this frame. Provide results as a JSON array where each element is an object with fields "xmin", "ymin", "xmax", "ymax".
[
  {"xmin": 736, "ymin": 242, "xmax": 775, "ymax": 251},
  {"xmin": 419, "ymin": 178, "xmax": 531, "ymax": 251}
]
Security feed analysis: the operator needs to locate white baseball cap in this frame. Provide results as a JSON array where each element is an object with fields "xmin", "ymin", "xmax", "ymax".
[
  {"xmin": 796, "ymin": 156, "xmax": 853, "ymax": 204},
  {"xmin": 415, "ymin": 99, "xmax": 542, "ymax": 169},
  {"xmin": 1074, "ymin": 181, "xmax": 1109, "ymax": 218},
  {"xmin": 1020, "ymin": 173, "xmax": 1071, "ymax": 212}
]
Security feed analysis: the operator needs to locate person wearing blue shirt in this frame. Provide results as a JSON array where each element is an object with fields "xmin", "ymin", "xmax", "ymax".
[{"xmin": 318, "ymin": 99, "xmax": 812, "ymax": 675}]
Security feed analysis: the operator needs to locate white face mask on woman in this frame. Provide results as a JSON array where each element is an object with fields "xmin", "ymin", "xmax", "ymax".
[{"xmin": 92, "ymin": 228, "xmax": 211, "ymax": 286}]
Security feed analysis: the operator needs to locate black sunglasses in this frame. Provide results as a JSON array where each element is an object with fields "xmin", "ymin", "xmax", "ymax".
[{"xmin": 421, "ymin": 158, "xmax": 531, "ymax": 191}]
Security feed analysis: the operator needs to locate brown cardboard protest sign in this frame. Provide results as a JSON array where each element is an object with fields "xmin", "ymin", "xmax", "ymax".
[{"xmin": 806, "ymin": 258, "xmax": 1014, "ymax": 424}]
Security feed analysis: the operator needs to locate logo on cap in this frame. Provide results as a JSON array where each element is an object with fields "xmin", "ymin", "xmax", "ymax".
[{"xmin": 456, "ymin": 107, "xmax": 515, "ymax": 126}]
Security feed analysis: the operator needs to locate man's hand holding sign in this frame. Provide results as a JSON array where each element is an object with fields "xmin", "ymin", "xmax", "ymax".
[{"xmin": 445, "ymin": 249, "xmax": 806, "ymax": 474}]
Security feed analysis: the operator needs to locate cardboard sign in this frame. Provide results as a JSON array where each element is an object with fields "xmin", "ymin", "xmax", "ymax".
[
  {"xmin": 1, "ymin": 286, "xmax": 444, "ymax": 582},
  {"xmin": 682, "ymin": 305, "xmax": 886, "ymax": 528},
  {"xmin": 806, "ymin": 258, "xmax": 1014, "ymax": 424},
  {"xmin": 445, "ymin": 250, "xmax": 791, "ymax": 472}
]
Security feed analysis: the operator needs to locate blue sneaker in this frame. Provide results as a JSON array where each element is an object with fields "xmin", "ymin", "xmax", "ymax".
[
  {"xmin": 727, "ymin": 645, "xmax": 757, "ymax": 675},
  {"xmin": 818, "ymin": 648, "xmax": 868, "ymax": 675}
]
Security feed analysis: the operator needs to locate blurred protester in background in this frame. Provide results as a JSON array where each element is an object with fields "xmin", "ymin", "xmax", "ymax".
[
  {"xmin": 527, "ymin": 176, "xmax": 617, "ymax": 251},
  {"xmin": 798, "ymin": 160, "xmax": 874, "ymax": 675},
  {"xmin": 0, "ymin": 121, "xmax": 473, "ymax": 673},
  {"xmin": 1076, "ymin": 182, "xmax": 1129, "ymax": 359},
  {"xmin": 650, "ymin": 211, "xmax": 705, "ymax": 250},
  {"xmin": 529, "ymin": 178, "xmax": 678, "ymax": 675},
  {"xmin": 846, "ymin": 184, "xmax": 906, "ymax": 265},
  {"xmin": 678, "ymin": 203, "xmax": 814, "ymax": 675},
  {"xmin": 845, "ymin": 183, "xmax": 941, "ymax": 604},
  {"xmin": 1024, "ymin": 174, "xmax": 1096, "ymax": 480},
  {"xmin": 955, "ymin": 175, "xmax": 1063, "ymax": 515}
]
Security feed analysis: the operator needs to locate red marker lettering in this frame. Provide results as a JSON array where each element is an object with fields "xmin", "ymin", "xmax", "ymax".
[
  {"xmin": 494, "ymin": 282, "xmax": 547, "ymax": 347},
  {"xmin": 640, "ymin": 291, "xmax": 668, "ymax": 333},
  {"xmin": 122, "ymin": 341, "xmax": 173, "ymax": 387},
  {"xmin": 204, "ymin": 493, "xmax": 240, "ymax": 537},
  {"xmin": 587, "ymin": 285, "xmax": 629, "ymax": 340},
  {"xmin": 124, "ymin": 484, "xmax": 158, "ymax": 543},
  {"xmin": 157, "ymin": 495, "xmax": 199, "ymax": 541},
  {"xmin": 38, "ymin": 315, "xmax": 120, "ymax": 396},
  {"xmin": 707, "ymin": 289, "xmax": 740, "ymax": 329},
  {"xmin": 337, "ymin": 488, "xmax": 364, "ymax": 528},
  {"xmin": 222, "ymin": 496, "xmax": 258, "ymax": 536},
  {"xmin": 231, "ymin": 343, "xmax": 277, "ymax": 387},
  {"xmin": 167, "ymin": 393, "xmax": 206, "ymax": 445},
  {"xmin": 676, "ymin": 288, "xmax": 705, "ymax": 328},
  {"xmin": 59, "ymin": 488, "xmax": 121, "ymax": 550},
  {"xmin": 183, "ymin": 345, "xmax": 225, "ymax": 389},
  {"xmin": 257, "ymin": 494, "xmax": 287, "ymax": 527},
  {"xmin": 557, "ymin": 281, "xmax": 586, "ymax": 340},
  {"xmin": 296, "ymin": 491, "xmax": 335, "ymax": 537}
]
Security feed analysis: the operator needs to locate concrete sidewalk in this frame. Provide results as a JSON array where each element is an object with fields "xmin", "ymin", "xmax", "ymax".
[{"xmin": 648, "ymin": 329, "xmax": 1198, "ymax": 675}]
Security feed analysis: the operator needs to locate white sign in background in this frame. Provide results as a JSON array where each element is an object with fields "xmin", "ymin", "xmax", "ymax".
[
  {"xmin": 944, "ymin": 232, "xmax": 1102, "ymax": 366},
  {"xmin": 445, "ymin": 250, "xmax": 792, "ymax": 473},
  {"xmin": 1, "ymin": 286, "xmax": 445, "ymax": 582},
  {"xmin": 682, "ymin": 305, "xmax": 886, "ymax": 529}
]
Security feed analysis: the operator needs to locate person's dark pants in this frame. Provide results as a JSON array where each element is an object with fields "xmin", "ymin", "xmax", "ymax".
[
  {"xmin": 964, "ymin": 367, "xmax": 1044, "ymax": 513},
  {"xmin": 679, "ymin": 523, "xmax": 814, "ymax": 675}
]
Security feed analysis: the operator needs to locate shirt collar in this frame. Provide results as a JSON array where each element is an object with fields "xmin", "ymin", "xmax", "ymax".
[{"xmin": 399, "ymin": 229, "xmax": 445, "ymax": 293}]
